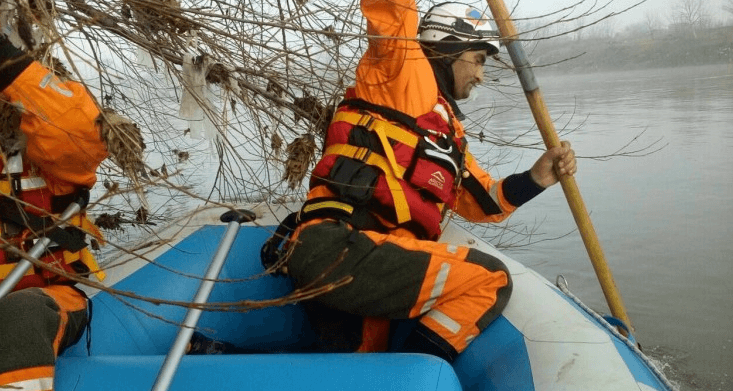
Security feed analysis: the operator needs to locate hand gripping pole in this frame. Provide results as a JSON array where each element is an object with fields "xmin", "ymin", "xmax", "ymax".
[{"xmin": 151, "ymin": 209, "xmax": 256, "ymax": 391}]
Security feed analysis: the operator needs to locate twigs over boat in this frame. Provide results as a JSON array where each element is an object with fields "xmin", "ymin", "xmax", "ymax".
[{"xmin": 0, "ymin": 0, "xmax": 659, "ymax": 315}]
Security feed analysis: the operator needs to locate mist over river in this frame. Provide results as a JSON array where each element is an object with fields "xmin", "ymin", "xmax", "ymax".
[{"xmin": 464, "ymin": 63, "xmax": 733, "ymax": 391}]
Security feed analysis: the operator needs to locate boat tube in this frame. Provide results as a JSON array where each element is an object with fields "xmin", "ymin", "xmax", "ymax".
[{"xmin": 56, "ymin": 204, "xmax": 674, "ymax": 391}]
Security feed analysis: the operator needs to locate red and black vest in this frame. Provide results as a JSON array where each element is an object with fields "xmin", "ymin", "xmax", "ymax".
[
  {"xmin": 308, "ymin": 91, "xmax": 472, "ymax": 240},
  {"xmin": 1, "ymin": 154, "xmax": 105, "ymax": 291}
]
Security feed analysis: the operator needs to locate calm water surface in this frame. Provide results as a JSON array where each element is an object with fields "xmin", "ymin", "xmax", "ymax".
[{"xmin": 467, "ymin": 64, "xmax": 733, "ymax": 391}]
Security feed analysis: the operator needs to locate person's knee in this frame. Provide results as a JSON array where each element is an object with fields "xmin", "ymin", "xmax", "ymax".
[
  {"xmin": 0, "ymin": 288, "xmax": 57, "ymax": 332},
  {"xmin": 0, "ymin": 292, "xmax": 29, "ymax": 335},
  {"xmin": 466, "ymin": 248, "xmax": 510, "ymax": 274},
  {"xmin": 0, "ymin": 289, "xmax": 60, "ymax": 372},
  {"xmin": 465, "ymin": 249, "xmax": 513, "ymax": 329}
]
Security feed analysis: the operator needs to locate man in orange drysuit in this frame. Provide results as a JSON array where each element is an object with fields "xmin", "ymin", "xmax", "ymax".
[
  {"xmin": 270, "ymin": 0, "xmax": 577, "ymax": 362},
  {"xmin": 0, "ymin": 35, "xmax": 108, "ymax": 390}
]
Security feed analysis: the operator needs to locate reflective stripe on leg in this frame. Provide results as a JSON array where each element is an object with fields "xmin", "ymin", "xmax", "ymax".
[
  {"xmin": 424, "ymin": 309, "xmax": 461, "ymax": 334},
  {"xmin": 392, "ymin": 242, "xmax": 510, "ymax": 353},
  {"xmin": 419, "ymin": 263, "xmax": 450, "ymax": 314},
  {"xmin": 0, "ymin": 366, "xmax": 54, "ymax": 391},
  {"xmin": 2, "ymin": 376, "xmax": 54, "ymax": 391}
]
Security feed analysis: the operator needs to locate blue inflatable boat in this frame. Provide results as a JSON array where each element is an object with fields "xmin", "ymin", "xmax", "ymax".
[{"xmin": 56, "ymin": 204, "xmax": 675, "ymax": 390}]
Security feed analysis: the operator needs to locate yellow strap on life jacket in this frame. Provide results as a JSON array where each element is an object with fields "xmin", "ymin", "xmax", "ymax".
[
  {"xmin": 79, "ymin": 248, "xmax": 106, "ymax": 281},
  {"xmin": 63, "ymin": 250, "xmax": 82, "ymax": 265},
  {"xmin": 61, "ymin": 248, "xmax": 104, "ymax": 281},
  {"xmin": 325, "ymin": 144, "xmax": 407, "ymax": 178},
  {"xmin": 324, "ymin": 144, "xmax": 411, "ymax": 224},
  {"xmin": 333, "ymin": 111, "xmax": 420, "ymax": 182},
  {"xmin": 0, "ymin": 180, "xmax": 11, "ymax": 196},
  {"xmin": 0, "ymin": 248, "xmax": 105, "ymax": 282},
  {"xmin": 372, "ymin": 124, "xmax": 403, "ymax": 180},
  {"xmin": 0, "ymin": 172, "xmax": 104, "ymax": 244},
  {"xmin": 65, "ymin": 216, "xmax": 106, "ymax": 281},
  {"xmin": 68, "ymin": 214, "xmax": 106, "ymax": 245},
  {"xmin": 0, "ymin": 263, "xmax": 35, "ymax": 280},
  {"xmin": 332, "ymin": 111, "xmax": 419, "ymax": 149},
  {"xmin": 384, "ymin": 173, "xmax": 410, "ymax": 224}
]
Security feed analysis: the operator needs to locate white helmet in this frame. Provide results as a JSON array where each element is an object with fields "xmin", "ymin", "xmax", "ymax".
[{"xmin": 418, "ymin": 2, "xmax": 500, "ymax": 56}]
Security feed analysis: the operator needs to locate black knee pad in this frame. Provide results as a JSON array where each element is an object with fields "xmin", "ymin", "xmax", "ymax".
[
  {"xmin": 466, "ymin": 248, "xmax": 510, "ymax": 275},
  {"xmin": 466, "ymin": 249, "xmax": 513, "ymax": 330},
  {"xmin": 0, "ymin": 288, "xmax": 59, "ymax": 372}
]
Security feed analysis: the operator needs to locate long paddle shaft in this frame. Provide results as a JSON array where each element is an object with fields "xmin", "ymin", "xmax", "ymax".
[
  {"xmin": 484, "ymin": 0, "xmax": 633, "ymax": 334},
  {"xmin": 151, "ymin": 209, "xmax": 256, "ymax": 391},
  {"xmin": 0, "ymin": 201, "xmax": 82, "ymax": 299}
]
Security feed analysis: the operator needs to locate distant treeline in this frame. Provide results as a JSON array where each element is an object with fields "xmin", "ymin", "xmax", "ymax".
[{"xmin": 528, "ymin": 26, "xmax": 733, "ymax": 74}]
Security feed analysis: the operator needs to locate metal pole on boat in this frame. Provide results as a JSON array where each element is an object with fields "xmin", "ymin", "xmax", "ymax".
[
  {"xmin": 484, "ymin": 0, "xmax": 634, "ymax": 335},
  {"xmin": 0, "ymin": 201, "xmax": 82, "ymax": 299},
  {"xmin": 151, "ymin": 209, "xmax": 256, "ymax": 391}
]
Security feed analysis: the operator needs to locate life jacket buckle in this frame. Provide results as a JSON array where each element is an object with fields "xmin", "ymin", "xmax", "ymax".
[
  {"xmin": 356, "ymin": 113, "xmax": 375, "ymax": 129},
  {"xmin": 423, "ymin": 135, "xmax": 453, "ymax": 154},
  {"xmin": 421, "ymin": 136, "xmax": 459, "ymax": 176},
  {"xmin": 10, "ymin": 174, "xmax": 22, "ymax": 195}
]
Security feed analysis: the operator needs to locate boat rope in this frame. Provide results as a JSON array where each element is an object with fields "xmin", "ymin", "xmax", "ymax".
[{"xmin": 555, "ymin": 275, "xmax": 678, "ymax": 391}]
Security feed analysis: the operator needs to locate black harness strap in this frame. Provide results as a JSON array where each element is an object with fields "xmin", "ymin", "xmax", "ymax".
[
  {"xmin": 339, "ymin": 98, "xmax": 432, "ymax": 138},
  {"xmin": 460, "ymin": 175, "xmax": 503, "ymax": 215},
  {"xmin": 260, "ymin": 198, "xmax": 390, "ymax": 273},
  {"xmin": 0, "ymin": 197, "xmax": 88, "ymax": 252}
]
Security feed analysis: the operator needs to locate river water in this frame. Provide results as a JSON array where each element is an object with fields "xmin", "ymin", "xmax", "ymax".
[{"xmin": 463, "ymin": 64, "xmax": 733, "ymax": 390}]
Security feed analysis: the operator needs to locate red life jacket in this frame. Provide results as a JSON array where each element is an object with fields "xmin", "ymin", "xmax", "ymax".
[
  {"xmin": 309, "ymin": 91, "xmax": 468, "ymax": 240},
  {"xmin": 0, "ymin": 155, "xmax": 105, "ymax": 291}
]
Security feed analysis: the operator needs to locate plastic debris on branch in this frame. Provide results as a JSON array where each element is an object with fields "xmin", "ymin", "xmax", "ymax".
[
  {"xmin": 136, "ymin": 46, "xmax": 156, "ymax": 69},
  {"xmin": 179, "ymin": 52, "xmax": 218, "ymax": 143},
  {"xmin": 0, "ymin": 2, "xmax": 21, "ymax": 46}
]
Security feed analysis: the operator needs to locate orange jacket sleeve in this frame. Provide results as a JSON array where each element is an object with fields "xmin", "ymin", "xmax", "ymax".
[
  {"xmin": 454, "ymin": 151, "xmax": 545, "ymax": 223},
  {"xmin": 453, "ymin": 151, "xmax": 515, "ymax": 223},
  {"xmin": 355, "ymin": 0, "xmax": 438, "ymax": 118},
  {"xmin": 2, "ymin": 62, "xmax": 108, "ymax": 195}
]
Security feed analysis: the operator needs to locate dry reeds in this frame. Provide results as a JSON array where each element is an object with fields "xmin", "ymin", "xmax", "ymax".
[
  {"xmin": 283, "ymin": 134, "xmax": 317, "ymax": 190},
  {"xmin": 97, "ymin": 109, "xmax": 145, "ymax": 177},
  {"xmin": 0, "ymin": 101, "xmax": 25, "ymax": 156},
  {"xmin": 0, "ymin": 0, "xmax": 638, "ymax": 316}
]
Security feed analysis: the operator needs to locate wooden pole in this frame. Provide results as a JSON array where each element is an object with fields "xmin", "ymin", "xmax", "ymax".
[{"xmin": 485, "ymin": 0, "xmax": 633, "ymax": 334}]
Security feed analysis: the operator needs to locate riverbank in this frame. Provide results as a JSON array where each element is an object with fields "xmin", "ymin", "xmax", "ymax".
[{"xmin": 530, "ymin": 26, "xmax": 733, "ymax": 75}]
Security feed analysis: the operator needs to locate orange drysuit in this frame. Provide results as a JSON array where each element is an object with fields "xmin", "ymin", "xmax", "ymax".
[
  {"xmin": 285, "ymin": 0, "xmax": 544, "ymax": 361},
  {"xmin": 1, "ymin": 37, "xmax": 107, "ymax": 390}
]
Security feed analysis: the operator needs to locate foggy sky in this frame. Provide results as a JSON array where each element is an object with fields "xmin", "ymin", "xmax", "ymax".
[{"xmin": 508, "ymin": 0, "xmax": 730, "ymax": 27}]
